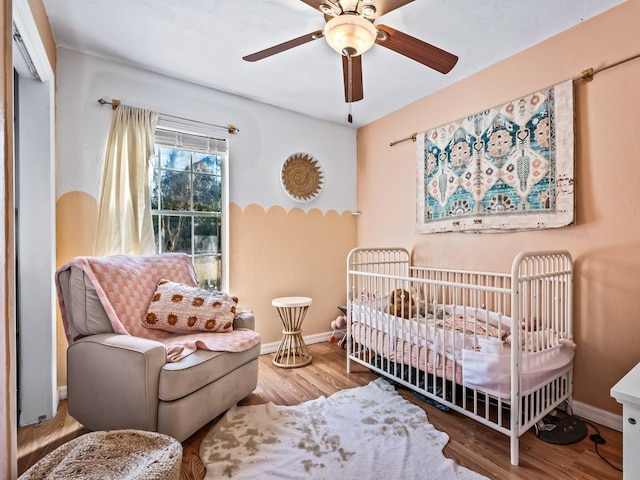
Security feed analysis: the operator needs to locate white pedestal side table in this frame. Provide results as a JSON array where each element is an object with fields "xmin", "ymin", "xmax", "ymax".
[{"xmin": 272, "ymin": 296, "xmax": 313, "ymax": 368}]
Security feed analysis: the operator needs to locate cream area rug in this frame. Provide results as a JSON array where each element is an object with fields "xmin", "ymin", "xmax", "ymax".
[{"xmin": 200, "ymin": 378, "xmax": 488, "ymax": 479}]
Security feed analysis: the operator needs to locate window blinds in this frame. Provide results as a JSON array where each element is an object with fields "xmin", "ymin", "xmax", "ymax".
[{"xmin": 154, "ymin": 115, "xmax": 228, "ymax": 155}]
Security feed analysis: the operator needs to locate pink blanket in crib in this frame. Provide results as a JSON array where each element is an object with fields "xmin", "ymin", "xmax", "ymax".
[{"xmin": 55, "ymin": 253, "xmax": 261, "ymax": 362}]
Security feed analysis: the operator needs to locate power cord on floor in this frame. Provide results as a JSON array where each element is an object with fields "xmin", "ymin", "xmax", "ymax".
[{"xmin": 581, "ymin": 419, "xmax": 623, "ymax": 472}]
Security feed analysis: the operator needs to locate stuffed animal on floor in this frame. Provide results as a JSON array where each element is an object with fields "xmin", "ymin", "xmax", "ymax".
[
  {"xmin": 331, "ymin": 315, "xmax": 347, "ymax": 332},
  {"xmin": 328, "ymin": 315, "xmax": 348, "ymax": 347},
  {"xmin": 389, "ymin": 288, "xmax": 415, "ymax": 319}
]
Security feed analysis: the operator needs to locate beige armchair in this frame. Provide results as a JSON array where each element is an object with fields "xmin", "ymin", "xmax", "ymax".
[{"xmin": 56, "ymin": 254, "xmax": 261, "ymax": 442}]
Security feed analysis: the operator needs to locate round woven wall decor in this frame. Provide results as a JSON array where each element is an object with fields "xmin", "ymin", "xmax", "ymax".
[{"xmin": 281, "ymin": 153, "xmax": 324, "ymax": 202}]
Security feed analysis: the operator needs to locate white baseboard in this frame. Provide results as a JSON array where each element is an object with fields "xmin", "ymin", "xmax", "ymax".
[
  {"xmin": 261, "ymin": 331, "xmax": 333, "ymax": 355},
  {"xmin": 58, "ymin": 385, "xmax": 67, "ymax": 401},
  {"xmin": 572, "ymin": 400, "xmax": 622, "ymax": 432}
]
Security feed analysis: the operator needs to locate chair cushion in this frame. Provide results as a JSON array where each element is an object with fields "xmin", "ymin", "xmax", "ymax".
[
  {"xmin": 158, "ymin": 343, "xmax": 261, "ymax": 402},
  {"xmin": 67, "ymin": 266, "xmax": 113, "ymax": 337}
]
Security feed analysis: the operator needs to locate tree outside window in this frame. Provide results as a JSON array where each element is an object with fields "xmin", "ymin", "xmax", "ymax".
[{"xmin": 151, "ymin": 146, "xmax": 223, "ymax": 290}]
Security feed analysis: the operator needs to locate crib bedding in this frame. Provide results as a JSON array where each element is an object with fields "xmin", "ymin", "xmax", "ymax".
[
  {"xmin": 351, "ymin": 303, "xmax": 508, "ymax": 360},
  {"xmin": 352, "ymin": 323, "xmax": 463, "ymax": 384},
  {"xmin": 351, "ymin": 301, "xmax": 575, "ymax": 354},
  {"xmin": 351, "ymin": 305, "xmax": 575, "ymax": 398}
]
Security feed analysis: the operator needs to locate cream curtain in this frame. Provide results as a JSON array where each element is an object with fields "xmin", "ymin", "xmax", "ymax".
[{"xmin": 95, "ymin": 105, "xmax": 159, "ymax": 256}]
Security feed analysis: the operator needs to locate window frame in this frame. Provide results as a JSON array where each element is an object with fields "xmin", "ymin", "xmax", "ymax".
[{"xmin": 151, "ymin": 119, "xmax": 230, "ymax": 291}]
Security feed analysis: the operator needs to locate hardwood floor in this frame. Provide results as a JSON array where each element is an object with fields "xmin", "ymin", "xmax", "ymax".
[{"xmin": 18, "ymin": 342, "xmax": 623, "ymax": 479}]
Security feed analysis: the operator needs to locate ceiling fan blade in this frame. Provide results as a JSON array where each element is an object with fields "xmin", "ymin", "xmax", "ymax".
[
  {"xmin": 298, "ymin": 0, "xmax": 326, "ymax": 12},
  {"xmin": 375, "ymin": 24, "xmax": 458, "ymax": 74},
  {"xmin": 375, "ymin": 0, "xmax": 415, "ymax": 17},
  {"xmin": 243, "ymin": 30, "xmax": 324, "ymax": 62},
  {"xmin": 342, "ymin": 55, "xmax": 364, "ymax": 103}
]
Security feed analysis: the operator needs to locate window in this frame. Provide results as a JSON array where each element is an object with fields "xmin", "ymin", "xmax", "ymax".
[{"xmin": 151, "ymin": 119, "xmax": 229, "ymax": 291}]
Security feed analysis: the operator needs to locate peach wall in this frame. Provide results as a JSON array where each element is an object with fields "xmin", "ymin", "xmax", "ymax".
[
  {"xmin": 357, "ymin": 0, "xmax": 640, "ymax": 414},
  {"xmin": 55, "ymin": 191, "xmax": 97, "ymax": 386},
  {"xmin": 230, "ymin": 204, "xmax": 357, "ymax": 345},
  {"xmin": 55, "ymin": 195, "xmax": 357, "ymax": 382}
]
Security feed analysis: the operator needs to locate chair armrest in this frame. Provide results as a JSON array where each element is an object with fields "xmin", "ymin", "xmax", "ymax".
[
  {"xmin": 66, "ymin": 333, "xmax": 167, "ymax": 432},
  {"xmin": 233, "ymin": 311, "xmax": 255, "ymax": 330}
]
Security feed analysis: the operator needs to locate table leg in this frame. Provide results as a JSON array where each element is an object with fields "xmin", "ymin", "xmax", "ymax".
[{"xmin": 273, "ymin": 305, "xmax": 312, "ymax": 368}]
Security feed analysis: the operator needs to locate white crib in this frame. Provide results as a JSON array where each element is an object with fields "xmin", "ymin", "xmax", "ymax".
[{"xmin": 346, "ymin": 247, "xmax": 574, "ymax": 466}]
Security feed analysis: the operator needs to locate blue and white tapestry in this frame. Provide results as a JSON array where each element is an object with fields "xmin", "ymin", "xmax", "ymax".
[{"xmin": 416, "ymin": 80, "xmax": 574, "ymax": 233}]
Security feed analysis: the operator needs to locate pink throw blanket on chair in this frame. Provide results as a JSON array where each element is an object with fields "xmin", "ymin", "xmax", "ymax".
[{"xmin": 55, "ymin": 253, "xmax": 261, "ymax": 362}]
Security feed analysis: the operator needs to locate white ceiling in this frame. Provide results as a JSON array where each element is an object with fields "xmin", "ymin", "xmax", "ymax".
[{"xmin": 42, "ymin": 0, "xmax": 623, "ymax": 128}]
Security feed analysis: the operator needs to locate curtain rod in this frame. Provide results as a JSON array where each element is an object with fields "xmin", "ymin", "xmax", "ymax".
[
  {"xmin": 97, "ymin": 98, "xmax": 239, "ymax": 135},
  {"xmin": 389, "ymin": 132, "xmax": 417, "ymax": 147},
  {"xmin": 389, "ymin": 50, "xmax": 640, "ymax": 147}
]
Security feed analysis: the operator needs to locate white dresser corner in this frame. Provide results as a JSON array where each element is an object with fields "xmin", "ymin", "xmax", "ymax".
[{"xmin": 611, "ymin": 362, "xmax": 640, "ymax": 479}]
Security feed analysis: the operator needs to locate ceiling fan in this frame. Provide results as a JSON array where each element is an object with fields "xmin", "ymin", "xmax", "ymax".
[{"xmin": 243, "ymin": 0, "xmax": 458, "ymax": 122}]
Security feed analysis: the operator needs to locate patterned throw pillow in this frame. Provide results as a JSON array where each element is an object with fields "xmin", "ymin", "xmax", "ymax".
[{"xmin": 142, "ymin": 279, "xmax": 237, "ymax": 333}]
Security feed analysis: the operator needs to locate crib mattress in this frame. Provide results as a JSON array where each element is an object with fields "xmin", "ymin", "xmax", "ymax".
[{"xmin": 350, "ymin": 307, "xmax": 575, "ymax": 399}]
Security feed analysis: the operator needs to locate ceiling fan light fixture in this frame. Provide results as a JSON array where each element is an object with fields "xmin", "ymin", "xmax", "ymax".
[
  {"xmin": 361, "ymin": 4, "xmax": 377, "ymax": 18},
  {"xmin": 319, "ymin": 3, "xmax": 337, "ymax": 15},
  {"xmin": 323, "ymin": 14, "xmax": 377, "ymax": 57},
  {"xmin": 376, "ymin": 29, "xmax": 389, "ymax": 41}
]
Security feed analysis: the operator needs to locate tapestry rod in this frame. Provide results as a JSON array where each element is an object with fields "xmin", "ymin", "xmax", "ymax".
[
  {"xmin": 389, "ymin": 132, "xmax": 417, "ymax": 147},
  {"xmin": 577, "ymin": 50, "xmax": 640, "ymax": 82},
  {"xmin": 390, "ymin": 50, "xmax": 640, "ymax": 147},
  {"xmin": 97, "ymin": 98, "xmax": 239, "ymax": 135}
]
